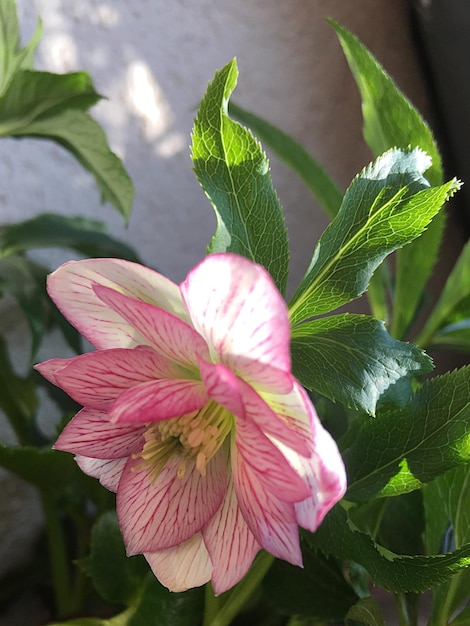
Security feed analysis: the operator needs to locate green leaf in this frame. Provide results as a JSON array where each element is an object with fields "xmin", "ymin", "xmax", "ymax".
[
  {"xmin": 306, "ymin": 505, "xmax": 470, "ymax": 593},
  {"xmin": 0, "ymin": 213, "xmax": 141, "ymax": 261},
  {"xmin": 417, "ymin": 239, "xmax": 470, "ymax": 347},
  {"xmin": 0, "ymin": 0, "xmax": 42, "ymax": 96},
  {"xmin": 262, "ymin": 549, "xmax": 358, "ymax": 621},
  {"xmin": 5, "ymin": 108, "xmax": 134, "ymax": 221},
  {"xmin": 0, "ymin": 334, "xmax": 38, "ymax": 443},
  {"xmin": 424, "ymin": 466, "xmax": 470, "ymax": 625},
  {"xmin": 345, "ymin": 597, "xmax": 386, "ymax": 626},
  {"xmin": 344, "ymin": 367, "xmax": 470, "ymax": 501},
  {"xmin": 291, "ymin": 314, "xmax": 432, "ymax": 415},
  {"xmin": 229, "ymin": 101, "xmax": 343, "ymax": 219},
  {"xmin": 329, "ymin": 20, "xmax": 446, "ymax": 339},
  {"xmin": 191, "ymin": 59, "xmax": 289, "ymax": 294},
  {"xmin": 289, "ymin": 148, "xmax": 459, "ymax": 324},
  {"xmin": 84, "ymin": 511, "xmax": 148, "ymax": 606}
]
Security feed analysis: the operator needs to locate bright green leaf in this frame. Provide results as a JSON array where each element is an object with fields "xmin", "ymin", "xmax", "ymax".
[
  {"xmin": 345, "ymin": 597, "xmax": 386, "ymax": 626},
  {"xmin": 8, "ymin": 109, "xmax": 134, "ymax": 221},
  {"xmin": 191, "ymin": 59, "xmax": 289, "ymax": 294},
  {"xmin": 306, "ymin": 505, "xmax": 470, "ymax": 593},
  {"xmin": 0, "ymin": 213, "xmax": 141, "ymax": 261},
  {"xmin": 329, "ymin": 20, "xmax": 446, "ymax": 339},
  {"xmin": 289, "ymin": 148, "xmax": 459, "ymax": 324},
  {"xmin": 345, "ymin": 367, "xmax": 470, "ymax": 501},
  {"xmin": 291, "ymin": 314, "xmax": 432, "ymax": 415},
  {"xmin": 229, "ymin": 101, "xmax": 343, "ymax": 219}
]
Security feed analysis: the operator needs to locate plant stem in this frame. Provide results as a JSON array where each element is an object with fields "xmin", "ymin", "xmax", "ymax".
[
  {"xmin": 41, "ymin": 493, "xmax": 72, "ymax": 618},
  {"xmin": 204, "ymin": 551, "xmax": 274, "ymax": 626},
  {"xmin": 395, "ymin": 592, "xmax": 418, "ymax": 626}
]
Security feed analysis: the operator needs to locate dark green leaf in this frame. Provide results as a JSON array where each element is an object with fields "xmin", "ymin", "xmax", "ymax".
[
  {"xmin": 0, "ymin": 213, "xmax": 141, "ymax": 261},
  {"xmin": 191, "ymin": 59, "xmax": 289, "ymax": 294},
  {"xmin": 291, "ymin": 314, "xmax": 432, "ymax": 415},
  {"xmin": 289, "ymin": 148, "xmax": 459, "ymax": 324},
  {"xmin": 377, "ymin": 491, "xmax": 424, "ymax": 556},
  {"xmin": 306, "ymin": 505, "xmax": 470, "ymax": 593},
  {"xmin": 263, "ymin": 549, "xmax": 358, "ymax": 621},
  {"xmin": 229, "ymin": 101, "xmax": 343, "ymax": 219},
  {"xmin": 345, "ymin": 367, "xmax": 470, "ymax": 500},
  {"xmin": 345, "ymin": 597, "xmax": 386, "ymax": 626}
]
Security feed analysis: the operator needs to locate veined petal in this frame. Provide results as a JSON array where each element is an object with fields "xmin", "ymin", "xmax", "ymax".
[
  {"xmin": 202, "ymin": 482, "xmax": 261, "ymax": 595},
  {"xmin": 75, "ymin": 455, "xmax": 126, "ymax": 492},
  {"xmin": 34, "ymin": 357, "xmax": 70, "ymax": 385},
  {"xmin": 145, "ymin": 534, "xmax": 212, "ymax": 592},
  {"xmin": 231, "ymin": 442, "xmax": 302, "ymax": 566},
  {"xmin": 198, "ymin": 358, "xmax": 245, "ymax": 418},
  {"xmin": 94, "ymin": 284, "xmax": 209, "ymax": 366},
  {"xmin": 51, "ymin": 346, "xmax": 184, "ymax": 410},
  {"xmin": 181, "ymin": 254, "xmax": 292, "ymax": 390},
  {"xmin": 110, "ymin": 379, "xmax": 208, "ymax": 424},
  {"xmin": 117, "ymin": 449, "xmax": 228, "ymax": 554},
  {"xmin": 238, "ymin": 379, "xmax": 313, "ymax": 458},
  {"xmin": 47, "ymin": 258, "xmax": 189, "ymax": 350},
  {"xmin": 54, "ymin": 408, "xmax": 146, "ymax": 459},
  {"xmin": 234, "ymin": 414, "xmax": 310, "ymax": 503}
]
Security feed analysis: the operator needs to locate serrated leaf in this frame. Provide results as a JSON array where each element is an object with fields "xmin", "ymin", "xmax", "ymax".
[
  {"xmin": 289, "ymin": 148, "xmax": 459, "ymax": 324},
  {"xmin": 0, "ymin": 0, "xmax": 42, "ymax": 96},
  {"xmin": 291, "ymin": 314, "xmax": 432, "ymax": 415},
  {"xmin": 329, "ymin": 20, "xmax": 446, "ymax": 339},
  {"xmin": 84, "ymin": 512, "xmax": 148, "ymax": 605},
  {"xmin": 0, "ymin": 70, "xmax": 102, "ymax": 133},
  {"xmin": 229, "ymin": 101, "xmax": 343, "ymax": 219},
  {"xmin": 6, "ymin": 109, "xmax": 133, "ymax": 221},
  {"xmin": 417, "ymin": 239, "xmax": 470, "ymax": 348},
  {"xmin": 345, "ymin": 597, "xmax": 386, "ymax": 626},
  {"xmin": 306, "ymin": 505, "xmax": 470, "ymax": 593},
  {"xmin": 191, "ymin": 59, "xmax": 289, "ymax": 294},
  {"xmin": 344, "ymin": 367, "xmax": 470, "ymax": 501},
  {"xmin": 0, "ymin": 213, "xmax": 141, "ymax": 261},
  {"xmin": 262, "ymin": 549, "xmax": 358, "ymax": 621}
]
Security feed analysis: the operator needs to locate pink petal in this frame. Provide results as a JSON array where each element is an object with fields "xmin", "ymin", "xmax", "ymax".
[
  {"xmin": 198, "ymin": 358, "xmax": 245, "ymax": 418},
  {"xmin": 181, "ymin": 254, "xmax": 292, "ymax": 392},
  {"xmin": 34, "ymin": 357, "xmax": 70, "ymax": 385},
  {"xmin": 202, "ymin": 482, "xmax": 261, "ymax": 595},
  {"xmin": 51, "ymin": 346, "xmax": 184, "ymax": 410},
  {"xmin": 145, "ymin": 533, "xmax": 212, "ymax": 592},
  {"xmin": 110, "ymin": 378, "xmax": 208, "ymax": 424},
  {"xmin": 234, "ymin": 413, "xmax": 310, "ymax": 503},
  {"xmin": 93, "ymin": 284, "xmax": 209, "ymax": 366},
  {"xmin": 54, "ymin": 408, "xmax": 146, "ymax": 459},
  {"xmin": 231, "ymin": 442, "xmax": 302, "ymax": 566},
  {"xmin": 75, "ymin": 455, "xmax": 127, "ymax": 492},
  {"xmin": 117, "ymin": 448, "xmax": 228, "ymax": 554},
  {"xmin": 47, "ymin": 258, "xmax": 189, "ymax": 350},
  {"xmin": 238, "ymin": 379, "xmax": 313, "ymax": 458},
  {"xmin": 290, "ymin": 427, "xmax": 347, "ymax": 531}
]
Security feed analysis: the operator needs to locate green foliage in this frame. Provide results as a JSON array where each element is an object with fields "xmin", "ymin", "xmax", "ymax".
[
  {"xmin": 345, "ymin": 597, "xmax": 386, "ymax": 626},
  {"xmin": 191, "ymin": 59, "xmax": 289, "ymax": 294},
  {"xmin": 291, "ymin": 314, "xmax": 432, "ymax": 415}
]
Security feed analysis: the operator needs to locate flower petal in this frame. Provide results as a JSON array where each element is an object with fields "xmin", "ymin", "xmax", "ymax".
[
  {"xmin": 181, "ymin": 254, "xmax": 292, "ymax": 392},
  {"xmin": 94, "ymin": 284, "xmax": 209, "ymax": 366},
  {"xmin": 117, "ymin": 448, "xmax": 228, "ymax": 553},
  {"xmin": 202, "ymin": 482, "xmax": 261, "ymax": 595},
  {"xmin": 231, "ymin": 442, "xmax": 302, "ymax": 566},
  {"xmin": 110, "ymin": 379, "xmax": 208, "ymax": 424},
  {"xmin": 47, "ymin": 258, "xmax": 189, "ymax": 350},
  {"xmin": 51, "ymin": 346, "xmax": 184, "ymax": 410},
  {"xmin": 198, "ymin": 358, "xmax": 245, "ymax": 417},
  {"xmin": 34, "ymin": 358, "xmax": 69, "ymax": 385},
  {"xmin": 238, "ymin": 379, "xmax": 313, "ymax": 458},
  {"xmin": 75, "ymin": 455, "xmax": 127, "ymax": 492},
  {"xmin": 234, "ymin": 413, "xmax": 310, "ymax": 503},
  {"xmin": 54, "ymin": 408, "xmax": 146, "ymax": 459},
  {"xmin": 145, "ymin": 533, "xmax": 212, "ymax": 592}
]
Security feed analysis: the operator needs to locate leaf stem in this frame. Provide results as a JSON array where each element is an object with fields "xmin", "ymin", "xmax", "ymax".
[{"xmin": 395, "ymin": 592, "xmax": 418, "ymax": 626}]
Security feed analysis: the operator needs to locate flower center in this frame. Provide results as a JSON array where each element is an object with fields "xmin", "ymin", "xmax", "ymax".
[{"xmin": 135, "ymin": 403, "xmax": 232, "ymax": 481}]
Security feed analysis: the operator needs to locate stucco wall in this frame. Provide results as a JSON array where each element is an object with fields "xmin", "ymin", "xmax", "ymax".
[{"xmin": 0, "ymin": 0, "xmax": 431, "ymax": 617}]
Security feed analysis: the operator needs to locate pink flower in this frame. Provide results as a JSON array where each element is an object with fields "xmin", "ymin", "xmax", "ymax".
[{"xmin": 36, "ymin": 253, "xmax": 346, "ymax": 594}]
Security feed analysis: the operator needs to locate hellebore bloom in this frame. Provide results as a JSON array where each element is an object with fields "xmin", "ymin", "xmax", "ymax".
[{"xmin": 36, "ymin": 253, "xmax": 346, "ymax": 594}]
